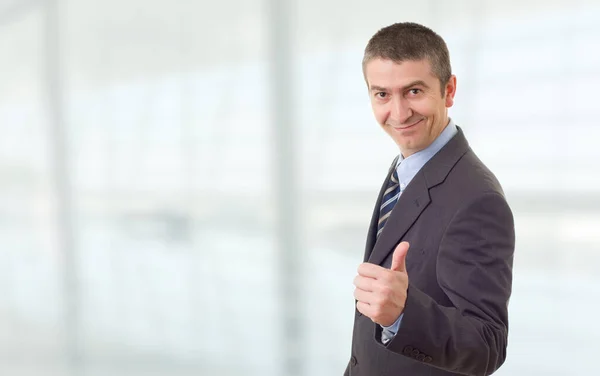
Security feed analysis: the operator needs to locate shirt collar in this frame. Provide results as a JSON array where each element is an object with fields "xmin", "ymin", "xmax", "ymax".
[{"xmin": 395, "ymin": 118, "xmax": 458, "ymax": 191}]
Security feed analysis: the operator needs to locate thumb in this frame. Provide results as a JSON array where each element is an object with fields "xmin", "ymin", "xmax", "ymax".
[{"xmin": 390, "ymin": 241, "xmax": 410, "ymax": 272}]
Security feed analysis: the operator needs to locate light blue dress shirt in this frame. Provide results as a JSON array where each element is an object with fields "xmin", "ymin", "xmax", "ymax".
[{"xmin": 380, "ymin": 118, "xmax": 458, "ymax": 344}]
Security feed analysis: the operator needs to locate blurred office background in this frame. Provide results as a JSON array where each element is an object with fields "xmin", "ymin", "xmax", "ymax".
[{"xmin": 1, "ymin": 0, "xmax": 599, "ymax": 375}]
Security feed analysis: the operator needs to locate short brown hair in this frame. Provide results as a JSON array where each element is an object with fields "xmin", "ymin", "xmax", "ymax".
[{"xmin": 363, "ymin": 22, "xmax": 452, "ymax": 96}]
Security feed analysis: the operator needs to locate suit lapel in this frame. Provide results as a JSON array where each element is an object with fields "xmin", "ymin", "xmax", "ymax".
[
  {"xmin": 367, "ymin": 174, "xmax": 430, "ymax": 266},
  {"xmin": 366, "ymin": 127, "xmax": 471, "ymax": 266}
]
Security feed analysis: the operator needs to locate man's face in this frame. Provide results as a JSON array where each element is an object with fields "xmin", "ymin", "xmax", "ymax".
[{"xmin": 364, "ymin": 58, "xmax": 456, "ymax": 157}]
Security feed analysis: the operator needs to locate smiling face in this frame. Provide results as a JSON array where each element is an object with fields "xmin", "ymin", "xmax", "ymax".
[{"xmin": 365, "ymin": 58, "xmax": 457, "ymax": 157}]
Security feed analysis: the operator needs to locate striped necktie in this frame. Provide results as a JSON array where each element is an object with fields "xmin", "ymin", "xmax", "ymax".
[{"xmin": 377, "ymin": 168, "xmax": 400, "ymax": 237}]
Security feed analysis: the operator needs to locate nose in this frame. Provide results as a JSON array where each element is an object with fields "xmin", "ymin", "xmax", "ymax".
[{"xmin": 390, "ymin": 96, "xmax": 413, "ymax": 124}]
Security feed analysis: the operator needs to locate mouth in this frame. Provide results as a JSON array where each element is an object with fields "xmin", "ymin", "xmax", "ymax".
[{"xmin": 392, "ymin": 118, "xmax": 424, "ymax": 131}]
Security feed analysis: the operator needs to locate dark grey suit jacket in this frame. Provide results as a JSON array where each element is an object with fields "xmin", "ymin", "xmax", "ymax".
[{"xmin": 345, "ymin": 127, "xmax": 515, "ymax": 376}]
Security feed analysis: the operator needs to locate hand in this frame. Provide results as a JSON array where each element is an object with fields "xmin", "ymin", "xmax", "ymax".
[{"xmin": 353, "ymin": 241, "xmax": 410, "ymax": 326}]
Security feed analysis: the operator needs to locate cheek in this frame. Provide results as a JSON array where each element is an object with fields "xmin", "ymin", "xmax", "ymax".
[
  {"xmin": 412, "ymin": 100, "xmax": 438, "ymax": 120},
  {"xmin": 372, "ymin": 105, "xmax": 388, "ymax": 125},
  {"xmin": 410, "ymin": 100, "xmax": 429, "ymax": 115}
]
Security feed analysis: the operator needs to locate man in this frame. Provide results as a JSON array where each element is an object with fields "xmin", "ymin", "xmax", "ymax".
[{"xmin": 345, "ymin": 22, "xmax": 515, "ymax": 376}]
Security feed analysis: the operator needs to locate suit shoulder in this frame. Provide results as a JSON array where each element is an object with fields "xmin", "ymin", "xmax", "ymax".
[
  {"xmin": 453, "ymin": 148, "xmax": 506, "ymax": 197},
  {"xmin": 430, "ymin": 148, "xmax": 511, "ymax": 217}
]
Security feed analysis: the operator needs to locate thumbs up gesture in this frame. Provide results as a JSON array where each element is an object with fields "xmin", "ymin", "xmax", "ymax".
[{"xmin": 353, "ymin": 242, "xmax": 410, "ymax": 326}]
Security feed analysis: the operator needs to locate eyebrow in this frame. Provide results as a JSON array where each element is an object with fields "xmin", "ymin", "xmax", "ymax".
[{"xmin": 370, "ymin": 80, "xmax": 430, "ymax": 92}]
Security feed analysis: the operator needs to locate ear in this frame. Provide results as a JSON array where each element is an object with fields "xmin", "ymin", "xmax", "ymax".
[{"xmin": 444, "ymin": 75, "xmax": 457, "ymax": 108}]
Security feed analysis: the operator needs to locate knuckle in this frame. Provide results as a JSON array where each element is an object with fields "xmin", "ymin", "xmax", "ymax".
[{"xmin": 379, "ymin": 285, "xmax": 391, "ymax": 297}]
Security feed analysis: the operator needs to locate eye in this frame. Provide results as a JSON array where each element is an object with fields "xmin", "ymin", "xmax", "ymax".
[
  {"xmin": 375, "ymin": 92, "xmax": 388, "ymax": 99},
  {"xmin": 408, "ymin": 88, "xmax": 422, "ymax": 95}
]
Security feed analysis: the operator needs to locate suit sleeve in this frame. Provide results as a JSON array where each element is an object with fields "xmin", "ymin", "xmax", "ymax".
[{"xmin": 381, "ymin": 191, "xmax": 515, "ymax": 376}]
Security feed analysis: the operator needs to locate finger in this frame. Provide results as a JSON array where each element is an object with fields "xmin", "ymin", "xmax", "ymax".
[
  {"xmin": 353, "ymin": 287, "xmax": 374, "ymax": 304},
  {"xmin": 357, "ymin": 262, "xmax": 386, "ymax": 278},
  {"xmin": 356, "ymin": 301, "xmax": 372, "ymax": 318},
  {"xmin": 353, "ymin": 275, "xmax": 376, "ymax": 291},
  {"xmin": 391, "ymin": 241, "xmax": 410, "ymax": 272}
]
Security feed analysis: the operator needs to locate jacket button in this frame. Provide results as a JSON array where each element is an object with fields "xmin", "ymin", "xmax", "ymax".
[
  {"xmin": 350, "ymin": 356, "xmax": 357, "ymax": 366},
  {"xmin": 416, "ymin": 354, "xmax": 425, "ymax": 361},
  {"xmin": 411, "ymin": 349, "xmax": 420, "ymax": 358},
  {"xmin": 403, "ymin": 346, "xmax": 413, "ymax": 355},
  {"xmin": 424, "ymin": 356, "xmax": 433, "ymax": 363}
]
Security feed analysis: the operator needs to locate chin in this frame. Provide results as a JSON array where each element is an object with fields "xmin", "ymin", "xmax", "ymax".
[
  {"xmin": 398, "ymin": 138, "xmax": 418, "ymax": 150},
  {"xmin": 399, "ymin": 139, "xmax": 425, "ymax": 155}
]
